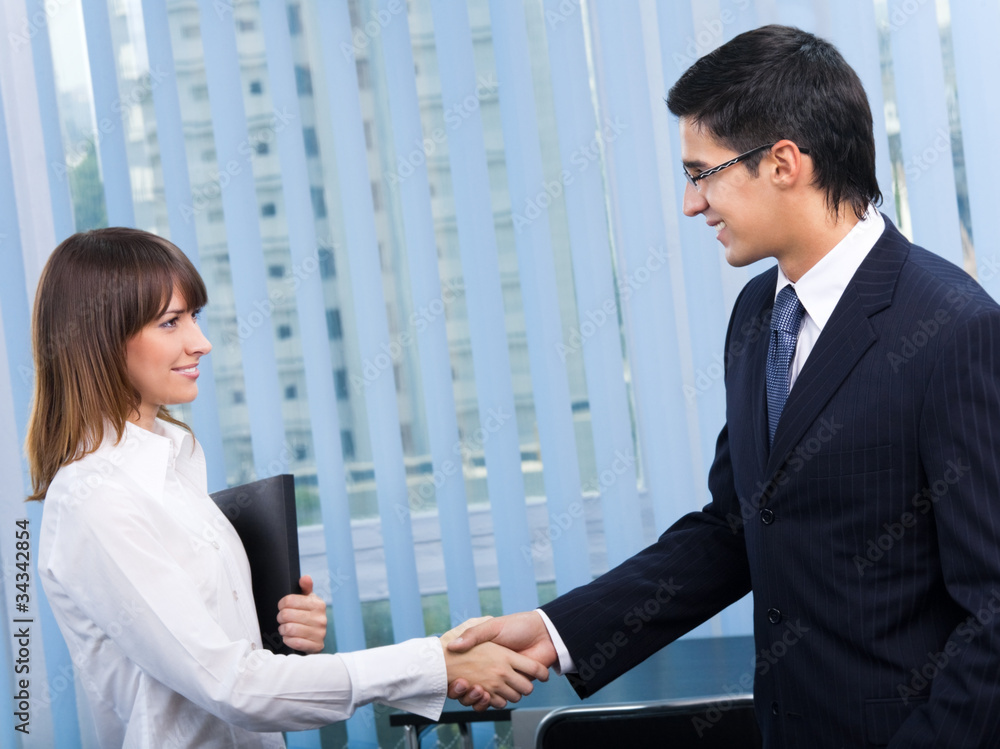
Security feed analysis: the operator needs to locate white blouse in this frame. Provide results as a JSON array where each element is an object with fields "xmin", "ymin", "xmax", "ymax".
[{"xmin": 38, "ymin": 419, "xmax": 445, "ymax": 748}]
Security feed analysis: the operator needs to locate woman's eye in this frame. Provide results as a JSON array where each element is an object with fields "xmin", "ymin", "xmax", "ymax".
[
  {"xmin": 192, "ymin": 308, "xmax": 202, "ymax": 321},
  {"xmin": 161, "ymin": 317, "xmax": 179, "ymax": 328}
]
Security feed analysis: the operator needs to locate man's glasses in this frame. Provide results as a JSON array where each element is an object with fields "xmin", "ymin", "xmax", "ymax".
[{"xmin": 682, "ymin": 143, "xmax": 810, "ymax": 190}]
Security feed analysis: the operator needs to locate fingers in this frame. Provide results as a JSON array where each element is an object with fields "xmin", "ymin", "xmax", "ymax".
[
  {"xmin": 510, "ymin": 651, "xmax": 549, "ymax": 682},
  {"xmin": 298, "ymin": 575, "xmax": 314, "ymax": 596},
  {"xmin": 441, "ymin": 616, "xmax": 493, "ymax": 647},
  {"xmin": 277, "ymin": 589, "xmax": 327, "ymax": 654},
  {"xmin": 281, "ymin": 633, "xmax": 325, "ymax": 654},
  {"xmin": 448, "ymin": 678, "xmax": 471, "ymax": 700},
  {"xmin": 446, "ymin": 618, "xmax": 502, "ymax": 653}
]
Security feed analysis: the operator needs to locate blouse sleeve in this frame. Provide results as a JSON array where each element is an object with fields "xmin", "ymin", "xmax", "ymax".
[{"xmin": 40, "ymin": 477, "xmax": 445, "ymax": 731}]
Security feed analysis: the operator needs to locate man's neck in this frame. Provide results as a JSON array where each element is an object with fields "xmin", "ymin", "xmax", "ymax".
[{"xmin": 778, "ymin": 206, "xmax": 861, "ymax": 283}]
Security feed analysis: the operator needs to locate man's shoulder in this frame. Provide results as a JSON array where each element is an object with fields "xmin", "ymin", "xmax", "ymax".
[{"xmin": 897, "ymin": 242, "xmax": 998, "ymax": 316}]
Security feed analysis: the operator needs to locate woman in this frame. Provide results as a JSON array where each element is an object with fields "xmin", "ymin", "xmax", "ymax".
[{"xmin": 29, "ymin": 228, "xmax": 544, "ymax": 747}]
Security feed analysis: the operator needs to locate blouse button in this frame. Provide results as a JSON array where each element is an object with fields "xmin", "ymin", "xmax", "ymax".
[
  {"xmin": 232, "ymin": 590, "xmax": 239, "ymax": 601},
  {"xmin": 251, "ymin": 643, "xmax": 257, "ymax": 650},
  {"xmin": 212, "ymin": 541, "xmax": 220, "ymax": 549}
]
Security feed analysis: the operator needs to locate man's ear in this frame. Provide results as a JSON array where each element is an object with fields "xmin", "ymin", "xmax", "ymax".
[{"xmin": 768, "ymin": 140, "xmax": 809, "ymax": 188}]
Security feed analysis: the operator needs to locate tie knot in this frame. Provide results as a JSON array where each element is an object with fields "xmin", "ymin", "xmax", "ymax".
[{"xmin": 771, "ymin": 285, "xmax": 805, "ymax": 336}]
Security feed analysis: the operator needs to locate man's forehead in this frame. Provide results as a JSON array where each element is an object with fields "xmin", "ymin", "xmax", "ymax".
[{"xmin": 679, "ymin": 118, "xmax": 724, "ymax": 166}]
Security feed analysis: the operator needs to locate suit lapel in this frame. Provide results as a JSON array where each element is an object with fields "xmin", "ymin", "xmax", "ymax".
[{"xmin": 763, "ymin": 216, "xmax": 909, "ymax": 482}]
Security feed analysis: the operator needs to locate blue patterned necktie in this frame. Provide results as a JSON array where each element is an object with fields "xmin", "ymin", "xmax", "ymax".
[{"xmin": 766, "ymin": 285, "xmax": 805, "ymax": 445}]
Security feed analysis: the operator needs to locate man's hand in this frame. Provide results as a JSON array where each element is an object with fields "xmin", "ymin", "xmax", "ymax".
[
  {"xmin": 443, "ymin": 637, "xmax": 549, "ymax": 710},
  {"xmin": 277, "ymin": 575, "xmax": 327, "ymax": 653},
  {"xmin": 446, "ymin": 612, "xmax": 557, "ymax": 709}
]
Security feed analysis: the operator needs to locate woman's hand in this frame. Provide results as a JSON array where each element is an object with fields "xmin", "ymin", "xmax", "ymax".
[
  {"xmin": 442, "ymin": 619, "xmax": 549, "ymax": 711},
  {"xmin": 276, "ymin": 575, "xmax": 327, "ymax": 653}
]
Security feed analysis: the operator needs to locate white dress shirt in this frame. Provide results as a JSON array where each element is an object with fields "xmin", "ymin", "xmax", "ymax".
[
  {"xmin": 540, "ymin": 207, "xmax": 887, "ymax": 674},
  {"xmin": 39, "ymin": 418, "xmax": 446, "ymax": 748}
]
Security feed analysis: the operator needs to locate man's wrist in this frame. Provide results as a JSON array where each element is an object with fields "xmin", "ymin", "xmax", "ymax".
[{"xmin": 535, "ymin": 608, "xmax": 576, "ymax": 674}]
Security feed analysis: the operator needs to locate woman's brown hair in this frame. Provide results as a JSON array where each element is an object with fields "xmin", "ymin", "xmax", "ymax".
[{"xmin": 26, "ymin": 227, "xmax": 208, "ymax": 501}]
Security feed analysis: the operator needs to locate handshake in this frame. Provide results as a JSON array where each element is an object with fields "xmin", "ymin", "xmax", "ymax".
[{"xmin": 439, "ymin": 611, "xmax": 557, "ymax": 710}]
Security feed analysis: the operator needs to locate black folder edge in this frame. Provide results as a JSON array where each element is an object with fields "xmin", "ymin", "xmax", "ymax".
[{"xmin": 210, "ymin": 474, "xmax": 303, "ymax": 655}]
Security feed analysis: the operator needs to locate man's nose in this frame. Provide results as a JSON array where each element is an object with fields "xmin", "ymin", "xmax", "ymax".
[{"xmin": 682, "ymin": 181, "xmax": 707, "ymax": 217}]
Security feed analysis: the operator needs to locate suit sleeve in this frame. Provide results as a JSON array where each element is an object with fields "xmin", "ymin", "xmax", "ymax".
[
  {"xmin": 540, "ymin": 291, "xmax": 755, "ymax": 698},
  {"xmin": 890, "ymin": 308, "xmax": 1000, "ymax": 747}
]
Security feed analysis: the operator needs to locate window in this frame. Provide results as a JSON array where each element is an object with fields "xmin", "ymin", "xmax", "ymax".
[
  {"xmin": 191, "ymin": 85, "xmax": 208, "ymax": 100},
  {"xmin": 303, "ymin": 127, "xmax": 319, "ymax": 157},
  {"xmin": 341, "ymin": 430, "xmax": 355, "ymax": 460},
  {"xmin": 202, "ymin": 148, "xmax": 216, "ymax": 162},
  {"xmin": 335, "ymin": 369, "xmax": 349, "ymax": 400},
  {"xmin": 277, "ymin": 324, "xmax": 293, "ymax": 340},
  {"xmin": 181, "ymin": 24, "xmax": 200, "ymax": 39},
  {"xmin": 249, "ymin": 80, "xmax": 263, "ymax": 95},
  {"xmin": 233, "ymin": 391, "xmax": 245, "ymax": 404},
  {"xmin": 268, "ymin": 264, "xmax": 285, "ymax": 279},
  {"xmin": 371, "ymin": 182, "xmax": 382, "ymax": 211},
  {"xmin": 326, "ymin": 308, "xmax": 343, "ymax": 339},
  {"xmin": 295, "ymin": 65, "xmax": 313, "ymax": 96},
  {"xmin": 287, "ymin": 4, "xmax": 302, "ymax": 35},
  {"xmin": 363, "ymin": 120, "xmax": 374, "ymax": 150},
  {"xmin": 261, "ymin": 203, "xmax": 276, "ymax": 217},
  {"xmin": 294, "ymin": 444, "xmax": 307, "ymax": 461},
  {"xmin": 285, "ymin": 384, "xmax": 298, "ymax": 400},
  {"xmin": 311, "ymin": 187, "xmax": 327, "ymax": 219},
  {"xmin": 237, "ymin": 18, "xmax": 256, "ymax": 32},
  {"xmin": 400, "ymin": 423, "xmax": 413, "ymax": 453},
  {"xmin": 208, "ymin": 209, "xmax": 224, "ymax": 223},
  {"xmin": 255, "ymin": 141, "xmax": 269, "ymax": 155},
  {"xmin": 319, "ymin": 248, "xmax": 336, "ymax": 278}
]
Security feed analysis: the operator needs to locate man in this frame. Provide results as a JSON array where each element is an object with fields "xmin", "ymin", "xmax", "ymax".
[{"xmin": 448, "ymin": 25, "xmax": 1000, "ymax": 747}]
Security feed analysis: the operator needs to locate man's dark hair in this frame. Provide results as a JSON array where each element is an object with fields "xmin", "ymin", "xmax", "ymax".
[{"xmin": 667, "ymin": 25, "xmax": 881, "ymax": 220}]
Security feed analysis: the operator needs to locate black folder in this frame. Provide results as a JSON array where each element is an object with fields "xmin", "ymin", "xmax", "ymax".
[{"xmin": 210, "ymin": 474, "xmax": 303, "ymax": 655}]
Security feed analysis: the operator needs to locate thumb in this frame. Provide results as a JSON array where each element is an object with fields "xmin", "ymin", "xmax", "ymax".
[
  {"xmin": 298, "ymin": 575, "xmax": 314, "ymax": 596},
  {"xmin": 446, "ymin": 618, "xmax": 501, "ymax": 653}
]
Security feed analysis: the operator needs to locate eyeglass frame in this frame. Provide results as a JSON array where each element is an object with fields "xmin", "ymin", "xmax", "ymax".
[{"xmin": 682, "ymin": 142, "xmax": 811, "ymax": 189}]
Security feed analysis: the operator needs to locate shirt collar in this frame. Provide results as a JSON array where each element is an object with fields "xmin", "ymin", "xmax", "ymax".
[
  {"xmin": 94, "ymin": 418, "xmax": 205, "ymax": 501},
  {"xmin": 775, "ymin": 207, "xmax": 885, "ymax": 332}
]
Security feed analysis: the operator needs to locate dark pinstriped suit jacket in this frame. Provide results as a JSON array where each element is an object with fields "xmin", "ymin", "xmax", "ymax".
[{"xmin": 542, "ymin": 217, "xmax": 1000, "ymax": 748}]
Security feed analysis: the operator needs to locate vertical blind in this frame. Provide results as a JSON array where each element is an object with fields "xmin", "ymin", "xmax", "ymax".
[{"xmin": 1, "ymin": 0, "xmax": 998, "ymax": 746}]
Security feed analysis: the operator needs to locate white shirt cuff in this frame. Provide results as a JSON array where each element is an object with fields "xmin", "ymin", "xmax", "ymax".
[
  {"xmin": 535, "ymin": 608, "xmax": 576, "ymax": 675},
  {"xmin": 338, "ymin": 636, "xmax": 447, "ymax": 721}
]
